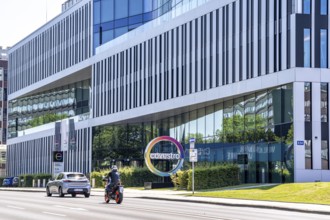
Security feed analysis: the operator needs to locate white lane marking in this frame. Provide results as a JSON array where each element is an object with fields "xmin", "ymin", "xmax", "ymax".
[
  {"xmin": 43, "ymin": 212, "xmax": 66, "ymax": 217},
  {"xmin": 54, "ymin": 205, "xmax": 88, "ymax": 211},
  {"xmin": 7, "ymin": 205, "xmax": 25, "ymax": 210}
]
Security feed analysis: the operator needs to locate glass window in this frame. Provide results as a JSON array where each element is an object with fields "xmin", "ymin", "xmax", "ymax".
[
  {"xmin": 114, "ymin": 26, "xmax": 128, "ymax": 38},
  {"xmin": 101, "ymin": 0, "xmax": 114, "ymax": 22},
  {"xmin": 304, "ymin": 82, "xmax": 311, "ymax": 122},
  {"xmin": 103, "ymin": 29, "xmax": 114, "ymax": 42},
  {"xmin": 321, "ymin": 0, "xmax": 328, "ymax": 15},
  {"xmin": 303, "ymin": 0, "xmax": 311, "ymax": 14},
  {"xmin": 197, "ymin": 108, "xmax": 206, "ymax": 143},
  {"xmin": 321, "ymin": 140, "xmax": 329, "ymax": 170},
  {"xmin": 234, "ymin": 98, "xmax": 244, "ymax": 143},
  {"xmin": 321, "ymin": 83, "xmax": 328, "ymax": 122},
  {"xmin": 214, "ymin": 103, "xmax": 223, "ymax": 143},
  {"xmin": 115, "ymin": 0, "xmax": 128, "ymax": 19},
  {"xmin": 144, "ymin": 0, "xmax": 153, "ymax": 12},
  {"xmin": 189, "ymin": 110, "xmax": 197, "ymax": 140},
  {"xmin": 129, "ymin": 0, "xmax": 143, "ymax": 16},
  {"xmin": 282, "ymin": 84, "xmax": 293, "ymax": 123},
  {"xmin": 205, "ymin": 105, "xmax": 214, "ymax": 143},
  {"xmin": 321, "ymin": 29, "xmax": 328, "ymax": 68},
  {"xmin": 94, "ymin": 1, "xmax": 101, "ymax": 24},
  {"xmin": 256, "ymin": 91, "xmax": 268, "ymax": 127},
  {"xmin": 304, "ymin": 28, "xmax": 311, "ymax": 67},
  {"xmin": 224, "ymin": 100, "xmax": 233, "ymax": 143},
  {"xmin": 305, "ymin": 140, "xmax": 312, "ymax": 169}
]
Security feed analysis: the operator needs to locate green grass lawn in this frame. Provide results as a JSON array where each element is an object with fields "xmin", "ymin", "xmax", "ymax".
[{"xmin": 194, "ymin": 182, "xmax": 330, "ymax": 205}]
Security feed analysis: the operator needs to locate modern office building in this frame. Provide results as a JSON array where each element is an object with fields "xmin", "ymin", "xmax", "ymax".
[
  {"xmin": 5, "ymin": 0, "xmax": 330, "ymax": 183},
  {"xmin": 0, "ymin": 48, "xmax": 8, "ymax": 145}
]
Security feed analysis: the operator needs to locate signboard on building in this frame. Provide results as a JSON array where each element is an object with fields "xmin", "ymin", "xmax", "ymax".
[
  {"xmin": 297, "ymin": 140, "xmax": 304, "ymax": 145},
  {"xmin": 144, "ymin": 136, "xmax": 184, "ymax": 177},
  {"xmin": 53, "ymin": 151, "xmax": 63, "ymax": 162}
]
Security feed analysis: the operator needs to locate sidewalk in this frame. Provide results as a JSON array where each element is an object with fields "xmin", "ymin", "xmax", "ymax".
[{"xmin": 1, "ymin": 187, "xmax": 329, "ymax": 215}]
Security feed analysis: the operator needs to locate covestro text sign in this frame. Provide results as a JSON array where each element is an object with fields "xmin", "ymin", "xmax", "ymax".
[{"xmin": 144, "ymin": 136, "xmax": 184, "ymax": 177}]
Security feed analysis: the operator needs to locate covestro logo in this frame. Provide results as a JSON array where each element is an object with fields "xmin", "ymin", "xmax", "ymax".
[{"xmin": 144, "ymin": 136, "xmax": 185, "ymax": 177}]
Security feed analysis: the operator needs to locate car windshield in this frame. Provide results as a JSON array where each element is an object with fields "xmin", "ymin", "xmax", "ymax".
[{"xmin": 67, "ymin": 174, "xmax": 85, "ymax": 179}]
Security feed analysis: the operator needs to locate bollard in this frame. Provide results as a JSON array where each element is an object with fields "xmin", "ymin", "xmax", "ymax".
[
  {"xmin": 92, "ymin": 178, "xmax": 95, "ymax": 188},
  {"xmin": 37, "ymin": 179, "xmax": 40, "ymax": 187},
  {"xmin": 32, "ymin": 179, "xmax": 35, "ymax": 187},
  {"xmin": 43, "ymin": 179, "xmax": 46, "ymax": 187}
]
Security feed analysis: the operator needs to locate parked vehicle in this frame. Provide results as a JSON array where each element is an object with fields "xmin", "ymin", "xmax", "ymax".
[
  {"xmin": 104, "ymin": 183, "xmax": 124, "ymax": 204},
  {"xmin": 2, "ymin": 177, "xmax": 19, "ymax": 187},
  {"xmin": 46, "ymin": 172, "xmax": 90, "ymax": 198}
]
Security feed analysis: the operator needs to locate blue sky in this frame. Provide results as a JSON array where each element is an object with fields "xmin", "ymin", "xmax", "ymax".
[{"xmin": 0, "ymin": 0, "xmax": 64, "ymax": 48}]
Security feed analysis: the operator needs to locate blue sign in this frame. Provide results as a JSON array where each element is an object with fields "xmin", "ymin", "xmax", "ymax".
[
  {"xmin": 189, "ymin": 138, "xmax": 195, "ymax": 143},
  {"xmin": 297, "ymin": 141, "xmax": 304, "ymax": 146}
]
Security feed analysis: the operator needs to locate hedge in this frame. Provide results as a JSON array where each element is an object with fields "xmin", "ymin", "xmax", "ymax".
[
  {"xmin": 91, "ymin": 167, "xmax": 160, "ymax": 188},
  {"xmin": 119, "ymin": 167, "xmax": 160, "ymax": 187},
  {"xmin": 171, "ymin": 164, "xmax": 240, "ymax": 190},
  {"xmin": 187, "ymin": 164, "xmax": 240, "ymax": 190},
  {"xmin": 19, "ymin": 174, "xmax": 35, "ymax": 187},
  {"xmin": 0, "ymin": 177, "xmax": 4, "ymax": 186}
]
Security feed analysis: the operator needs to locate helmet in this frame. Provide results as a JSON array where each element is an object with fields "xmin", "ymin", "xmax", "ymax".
[{"xmin": 111, "ymin": 165, "xmax": 118, "ymax": 171}]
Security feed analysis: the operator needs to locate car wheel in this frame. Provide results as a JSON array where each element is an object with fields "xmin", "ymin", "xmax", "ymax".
[
  {"xmin": 71, "ymin": 194, "xmax": 76, "ymax": 197},
  {"xmin": 46, "ymin": 187, "xmax": 52, "ymax": 197},
  {"xmin": 84, "ymin": 193, "xmax": 90, "ymax": 198},
  {"xmin": 59, "ymin": 187, "xmax": 64, "ymax": 197}
]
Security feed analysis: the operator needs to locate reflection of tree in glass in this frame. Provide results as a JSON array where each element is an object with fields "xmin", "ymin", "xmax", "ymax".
[{"xmin": 92, "ymin": 125, "xmax": 144, "ymax": 169}]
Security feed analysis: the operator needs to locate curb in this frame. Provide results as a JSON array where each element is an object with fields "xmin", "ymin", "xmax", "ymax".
[{"xmin": 137, "ymin": 196, "xmax": 330, "ymax": 216}]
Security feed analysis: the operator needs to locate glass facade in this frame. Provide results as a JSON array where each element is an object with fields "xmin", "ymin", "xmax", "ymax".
[
  {"xmin": 92, "ymin": 84, "xmax": 294, "ymax": 183},
  {"xmin": 93, "ymin": 0, "xmax": 175, "ymax": 49},
  {"xmin": 93, "ymin": 0, "xmax": 212, "ymax": 50},
  {"xmin": 8, "ymin": 80, "xmax": 90, "ymax": 139}
]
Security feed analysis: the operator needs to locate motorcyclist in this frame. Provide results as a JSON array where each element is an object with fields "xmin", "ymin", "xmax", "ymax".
[{"xmin": 105, "ymin": 165, "xmax": 121, "ymax": 194}]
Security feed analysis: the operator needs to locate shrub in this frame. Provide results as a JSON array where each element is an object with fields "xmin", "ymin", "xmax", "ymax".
[
  {"xmin": 34, "ymin": 173, "xmax": 52, "ymax": 186},
  {"xmin": 0, "ymin": 177, "xmax": 4, "ymax": 186},
  {"xmin": 120, "ymin": 167, "xmax": 160, "ymax": 187},
  {"xmin": 171, "ymin": 170, "xmax": 189, "ymax": 190},
  {"xmin": 19, "ymin": 174, "xmax": 35, "ymax": 187},
  {"xmin": 91, "ymin": 170, "xmax": 109, "ymax": 188},
  {"xmin": 184, "ymin": 164, "xmax": 240, "ymax": 190}
]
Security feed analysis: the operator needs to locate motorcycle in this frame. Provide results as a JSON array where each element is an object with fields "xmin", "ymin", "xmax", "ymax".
[{"xmin": 103, "ymin": 179, "xmax": 124, "ymax": 204}]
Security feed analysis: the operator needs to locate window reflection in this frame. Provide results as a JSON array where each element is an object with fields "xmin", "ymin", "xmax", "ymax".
[
  {"xmin": 304, "ymin": 83, "xmax": 311, "ymax": 122},
  {"xmin": 93, "ymin": 0, "xmax": 212, "ymax": 49},
  {"xmin": 321, "ymin": 0, "xmax": 328, "ymax": 15},
  {"xmin": 320, "ymin": 29, "xmax": 328, "ymax": 68},
  {"xmin": 304, "ymin": 28, "xmax": 311, "ymax": 67},
  {"xmin": 321, "ymin": 83, "xmax": 328, "ymax": 122},
  {"xmin": 321, "ymin": 140, "xmax": 329, "ymax": 170},
  {"xmin": 303, "ymin": 0, "xmax": 311, "ymax": 14},
  {"xmin": 93, "ymin": 83, "xmax": 294, "ymax": 183},
  {"xmin": 305, "ymin": 140, "xmax": 312, "ymax": 169},
  {"xmin": 8, "ymin": 79, "xmax": 90, "ymax": 136}
]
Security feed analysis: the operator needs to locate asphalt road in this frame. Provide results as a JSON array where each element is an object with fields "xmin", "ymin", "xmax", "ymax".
[{"xmin": 0, "ymin": 191, "xmax": 328, "ymax": 220}]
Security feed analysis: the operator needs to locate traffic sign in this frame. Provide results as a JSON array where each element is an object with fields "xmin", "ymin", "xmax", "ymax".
[
  {"xmin": 189, "ymin": 149, "xmax": 198, "ymax": 162},
  {"xmin": 189, "ymin": 138, "xmax": 195, "ymax": 149}
]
